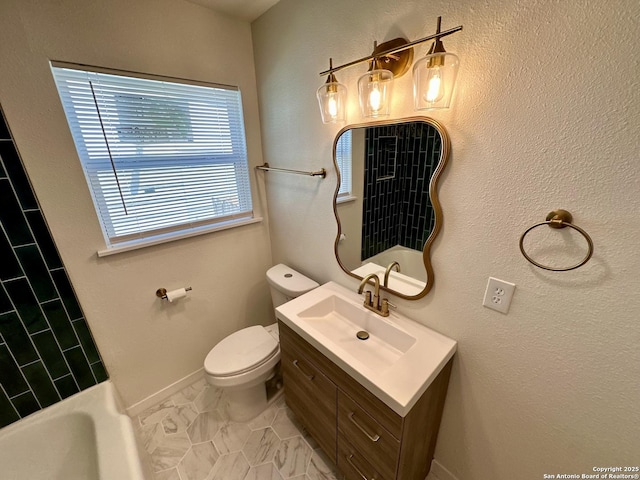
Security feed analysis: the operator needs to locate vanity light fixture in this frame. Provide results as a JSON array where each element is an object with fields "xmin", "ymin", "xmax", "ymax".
[
  {"xmin": 316, "ymin": 58, "xmax": 347, "ymax": 124},
  {"xmin": 317, "ymin": 17, "xmax": 462, "ymax": 121},
  {"xmin": 412, "ymin": 17, "xmax": 460, "ymax": 110}
]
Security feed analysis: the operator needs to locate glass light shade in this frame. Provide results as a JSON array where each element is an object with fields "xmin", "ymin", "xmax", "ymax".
[
  {"xmin": 413, "ymin": 52, "xmax": 459, "ymax": 110},
  {"xmin": 358, "ymin": 69, "xmax": 394, "ymax": 118},
  {"xmin": 316, "ymin": 81, "xmax": 347, "ymax": 124}
]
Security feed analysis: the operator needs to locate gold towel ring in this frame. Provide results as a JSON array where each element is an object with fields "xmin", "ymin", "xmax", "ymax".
[{"xmin": 519, "ymin": 209, "xmax": 594, "ymax": 272}]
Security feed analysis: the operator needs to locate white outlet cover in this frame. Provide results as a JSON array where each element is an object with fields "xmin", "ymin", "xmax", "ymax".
[{"xmin": 482, "ymin": 277, "xmax": 516, "ymax": 314}]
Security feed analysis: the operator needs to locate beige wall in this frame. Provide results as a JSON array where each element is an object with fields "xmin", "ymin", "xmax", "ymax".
[
  {"xmin": 0, "ymin": 0, "xmax": 273, "ymax": 406},
  {"xmin": 253, "ymin": 0, "xmax": 640, "ymax": 478}
]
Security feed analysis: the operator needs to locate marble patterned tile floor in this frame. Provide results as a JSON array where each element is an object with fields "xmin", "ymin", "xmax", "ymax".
[{"xmin": 134, "ymin": 379, "xmax": 342, "ymax": 480}]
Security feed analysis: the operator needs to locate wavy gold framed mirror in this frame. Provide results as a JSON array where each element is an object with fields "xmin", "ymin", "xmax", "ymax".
[{"xmin": 333, "ymin": 117, "xmax": 450, "ymax": 299}]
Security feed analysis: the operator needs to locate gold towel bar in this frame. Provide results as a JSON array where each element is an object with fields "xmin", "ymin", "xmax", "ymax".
[
  {"xmin": 255, "ymin": 162, "xmax": 326, "ymax": 178},
  {"xmin": 519, "ymin": 209, "xmax": 594, "ymax": 272}
]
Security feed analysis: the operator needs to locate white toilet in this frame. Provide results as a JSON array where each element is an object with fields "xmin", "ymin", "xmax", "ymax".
[{"xmin": 204, "ymin": 264, "xmax": 318, "ymax": 421}]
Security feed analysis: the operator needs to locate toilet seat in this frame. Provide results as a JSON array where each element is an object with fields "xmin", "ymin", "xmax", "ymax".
[{"xmin": 205, "ymin": 326, "xmax": 279, "ymax": 378}]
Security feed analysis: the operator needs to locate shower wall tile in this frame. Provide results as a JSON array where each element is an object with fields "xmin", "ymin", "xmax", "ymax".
[
  {"xmin": 54, "ymin": 375, "xmax": 80, "ymax": 399},
  {"xmin": 22, "ymin": 361, "xmax": 60, "ymax": 409},
  {"xmin": 0, "ymin": 311, "xmax": 39, "ymax": 365},
  {"xmin": 0, "ymin": 285, "xmax": 12, "ymax": 314},
  {"xmin": 0, "ymin": 343, "xmax": 30, "ymax": 396},
  {"xmin": 361, "ymin": 123, "xmax": 442, "ymax": 260},
  {"xmin": 0, "ymin": 179, "xmax": 34, "ymax": 246},
  {"xmin": 64, "ymin": 346, "xmax": 97, "ymax": 390},
  {"xmin": 0, "ymin": 106, "xmax": 107, "ymax": 429},
  {"xmin": 31, "ymin": 330, "xmax": 70, "ymax": 379},
  {"xmin": 14, "ymin": 245, "xmax": 59, "ymax": 302},
  {"xmin": 73, "ymin": 318, "xmax": 101, "ymax": 364},
  {"xmin": 91, "ymin": 362, "xmax": 109, "ymax": 383},
  {"xmin": 50, "ymin": 269, "xmax": 83, "ymax": 320},
  {"xmin": 0, "ymin": 115, "xmax": 10, "ymax": 139},
  {"xmin": 12, "ymin": 391, "xmax": 40, "ymax": 417},
  {"xmin": 4, "ymin": 278, "xmax": 48, "ymax": 334},
  {"xmin": 42, "ymin": 300, "xmax": 79, "ymax": 350},
  {"xmin": 0, "ymin": 142, "xmax": 38, "ymax": 210},
  {"xmin": 0, "ymin": 387, "xmax": 19, "ymax": 427},
  {"xmin": 0, "ymin": 229, "xmax": 23, "ymax": 280},
  {"xmin": 24, "ymin": 210, "xmax": 63, "ymax": 270}
]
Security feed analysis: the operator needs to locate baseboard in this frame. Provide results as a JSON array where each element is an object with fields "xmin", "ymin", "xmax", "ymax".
[
  {"xmin": 126, "ymin": 368, "xmax": 205, "ymax": 417},
  {"xmin": 430, "ymin": 459, "xmax": 460, "ymax": 480}
]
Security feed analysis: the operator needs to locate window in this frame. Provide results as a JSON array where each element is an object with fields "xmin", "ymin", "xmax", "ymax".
[
  {"xmin": 51, "ymin": 62, "xmax": 255, "ymax": 254},
  {"xmin": 335, "ymin": 129, "xmax": 352, "ymax": 199}
]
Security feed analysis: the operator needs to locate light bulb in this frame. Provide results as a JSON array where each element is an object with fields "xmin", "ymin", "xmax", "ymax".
[
  {"xmin": 425, "ymin": 70, "xmax": 444, "ymax": 103},
  {"xmin": 369, "ymin": 84, "xmax": 382, "ymax": 112},
  {"xmin": 327, "ymin": 95, "xmax": 338, "ymax": 118}
]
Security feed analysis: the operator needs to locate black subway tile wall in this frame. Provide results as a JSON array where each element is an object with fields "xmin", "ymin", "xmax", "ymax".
[
  {"xmin": 0, "ymin": 106, "xmax": 107, "ymax": 429},
  {"xmin": 361, "ymin": 122, "xmax": 442, "ymax": 260}
]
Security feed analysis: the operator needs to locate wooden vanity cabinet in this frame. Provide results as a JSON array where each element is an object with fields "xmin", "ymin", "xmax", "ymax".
[
  {"xmin": 279, "ymin": 321, "xmax": 453, "ymax": 480},
  {"xmin": 280, "ymin": 324, "xmax": 338, "ymax": 462}
]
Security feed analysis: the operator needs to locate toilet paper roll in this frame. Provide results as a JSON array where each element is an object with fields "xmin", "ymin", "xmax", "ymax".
[{"xmin": 165, "ymin": 288, "xmax": 188, "ymax": 302}]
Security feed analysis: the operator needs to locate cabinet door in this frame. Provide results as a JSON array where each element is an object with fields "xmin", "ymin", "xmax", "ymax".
[{"xmin": 281, "ymin": 346, "xmax": 337, "ymax": 462}]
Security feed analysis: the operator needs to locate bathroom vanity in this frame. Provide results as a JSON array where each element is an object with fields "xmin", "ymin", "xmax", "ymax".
[{"xmin": 276, "ymin": 281, "xmax": 456, "ymax": 480}]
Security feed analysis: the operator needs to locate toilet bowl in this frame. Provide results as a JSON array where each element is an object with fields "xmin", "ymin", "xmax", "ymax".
[{"xmin": 204, "ymin": 264, "xmax": 318, "ymax": 421}]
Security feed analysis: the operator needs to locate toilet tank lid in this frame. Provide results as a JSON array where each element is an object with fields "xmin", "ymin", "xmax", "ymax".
[{"xmin": 266, "ymin": 264, "xmax": 319, "ymax": 297}]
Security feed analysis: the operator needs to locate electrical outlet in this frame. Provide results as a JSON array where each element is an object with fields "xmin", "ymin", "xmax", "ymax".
[{"xmin": 482, "ymin": 277, "xmax": 516, "ymax": 314}]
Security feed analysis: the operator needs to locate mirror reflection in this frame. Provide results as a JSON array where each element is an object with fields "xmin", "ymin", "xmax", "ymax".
[{"xmin": 333, "ymin": 118, "xmax": 450, "ymax": 299}]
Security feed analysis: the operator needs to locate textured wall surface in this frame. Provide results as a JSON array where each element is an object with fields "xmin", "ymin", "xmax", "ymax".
[
  {"xmin": 0, "ymin": 0, "xmax": 273, "ymax": 407},
  {"xmin": 252, "ymin": 0, "xmax": 640, "ymax": 478}
]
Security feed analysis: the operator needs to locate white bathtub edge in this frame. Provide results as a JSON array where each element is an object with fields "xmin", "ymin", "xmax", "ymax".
[{"xmin": 0, "ymin": 380, "xmax": 147, "ymax": 480}]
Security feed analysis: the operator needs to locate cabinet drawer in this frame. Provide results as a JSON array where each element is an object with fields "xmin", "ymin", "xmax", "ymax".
[
  {"xmin": 338, "ymin": 435, "xmax": 391, "ymax": 480},
  {"xmin": 281, "ymin": 347, "xmax": 337, "ymax": 463},
  {"xmin": 279, "ymin": 321, "xmax": 341, "ymax": 378},
  {"xmin": 338, "ymin": 391, "xmax": 399, "ymax": 480}
]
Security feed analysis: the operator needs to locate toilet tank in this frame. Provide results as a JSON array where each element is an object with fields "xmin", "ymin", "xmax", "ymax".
[{"xmin": 266, "ymin": 264, "xmax": 319, "ymax": 308}]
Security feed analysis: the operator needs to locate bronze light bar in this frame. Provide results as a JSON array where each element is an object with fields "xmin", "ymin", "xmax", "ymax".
[{"xmin": 319, "ymin": 24, "xmax": 463, "ymax": 77}]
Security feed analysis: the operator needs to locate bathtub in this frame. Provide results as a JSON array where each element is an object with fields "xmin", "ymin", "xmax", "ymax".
[
  {"xmin": 0, "ymin": 381, "xmax": 146, "ymax": 480},
  {"xmin": 354, "ymin": 245, "xmax": 427, "ymax": 296},
  {"xmin": 364, "ymin": 245, "xmax": 428, "ymax": 282}
]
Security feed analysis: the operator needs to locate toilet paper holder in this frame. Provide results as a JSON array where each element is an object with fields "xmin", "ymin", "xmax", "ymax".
[{"xmin": 156, "ymin": 287, "xmax": 192, "ymax": 300}]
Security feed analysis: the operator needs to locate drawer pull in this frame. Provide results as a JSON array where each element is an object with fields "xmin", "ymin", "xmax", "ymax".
[
  {"xmin": 348, "ymin": 412, "xmax": 380, "ymax": 442},
  {"xmin": 292, "ymin": 359, "xmax": 315, "ymax": 381},
  {"xmin": 346, "ymin": 454, "xmax": 376, "ymax": 480}
]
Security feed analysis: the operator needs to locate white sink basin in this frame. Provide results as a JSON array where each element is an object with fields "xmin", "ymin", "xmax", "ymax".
[
  {"xmin": 297, "ymin": 294, "xmax": 416, "ymax": 373},
  {"xmin": 276, "ymin": 281, "xmax": 457, "ymax": 416}
]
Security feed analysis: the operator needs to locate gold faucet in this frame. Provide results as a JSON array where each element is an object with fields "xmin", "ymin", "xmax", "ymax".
[
  {"xmin": 358, "ymin": 273, "xmax": 392, "ymax": 317},
  {"xmin": 383, "ymin": 261, "xmax": 401, "ymax": 287}
]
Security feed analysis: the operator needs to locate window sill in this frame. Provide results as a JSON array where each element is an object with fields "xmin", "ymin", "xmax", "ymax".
[
  {"xmin": 336, "ymin": 194, "xmax": 357, "ymax": 204},
  {"xmin": 97, "ymin": 216, "xmax": 263, "ymax": 257}
]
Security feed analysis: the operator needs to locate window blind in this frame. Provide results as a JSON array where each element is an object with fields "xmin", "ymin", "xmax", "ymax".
[
  {"xmin": 51, "ymin": 62, "xmax": 253, "ymax": 246},
  {"xmin": 335, "ymin": 129, "xmax": 352, "ymax": 197}
]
